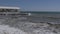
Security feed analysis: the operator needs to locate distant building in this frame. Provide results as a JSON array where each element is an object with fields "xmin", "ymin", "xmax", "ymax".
[
  {"xmin": 0, "ymin": 6, "xmax": 20, "ymax": 12},
  {"xmin": 0, "ymin": 6, "xmax": 30, "ymax": 17}
]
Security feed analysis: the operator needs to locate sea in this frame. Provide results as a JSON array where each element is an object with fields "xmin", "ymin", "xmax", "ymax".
[
  {"xmin": 20, "ymin": 11, "xmax": 60, "ymax": 24},
  {"xmin": 0, "ymin": 11, "xmax": 60, "ymax": 34}
]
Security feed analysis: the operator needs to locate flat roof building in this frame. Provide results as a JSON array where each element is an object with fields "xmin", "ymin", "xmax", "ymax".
[
  {"xmin": 0, "ymin": 6, "xmax": 20, "ymax": 12},
  {"xmin": 0, "ymin": 6, "xmax": 20, "ymax": 9}
]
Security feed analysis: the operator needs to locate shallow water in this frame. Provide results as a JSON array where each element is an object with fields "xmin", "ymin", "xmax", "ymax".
[
  {"xmin": 0, "ymin": 13, "xmax": 60, "ymax": 34},
  {"xmin": 27, "ymin": 14, "xmax": 60, "ymax": 24}
]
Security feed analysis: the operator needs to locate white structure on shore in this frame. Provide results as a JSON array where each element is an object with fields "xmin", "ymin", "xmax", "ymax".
[
  {"xmin": 0, "ymin": 6, "xmax": 31, "ymax": 16},
  {"xmin": 0, "ymin": 6, "xmax": 20, "ymax": 12},
  {"xmin": 0, "ymin": 6, "xmax": 20, "ymax": 9}
]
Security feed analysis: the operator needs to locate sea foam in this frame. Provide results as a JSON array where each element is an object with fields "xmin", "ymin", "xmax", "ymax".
[{"xmin": 0, "ymin": 25, "xmax": 27, "ymax": 34}]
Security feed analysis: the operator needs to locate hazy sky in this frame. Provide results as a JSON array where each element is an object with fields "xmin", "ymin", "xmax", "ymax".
[{"xmin": 0, "ymin": 0, "xmax": 60, "ymax": 11}]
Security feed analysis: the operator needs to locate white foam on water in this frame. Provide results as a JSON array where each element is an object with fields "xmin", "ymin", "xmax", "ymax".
[
  {"xmin": 28, "ymin": 13, "xmax": 31, "ymax": 16},
  {"xmin": 0, "ymin": 25, "xmax": 27, "ymax": 34},
  {"xmin": 21, "ymin": 22, "xmax": 57, "ymax": 34}
]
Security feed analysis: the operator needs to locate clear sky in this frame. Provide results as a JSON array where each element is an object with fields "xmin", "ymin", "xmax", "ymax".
[{"xmin": 0, "ymin": 0, "xmax": 60, "ymax": 11}]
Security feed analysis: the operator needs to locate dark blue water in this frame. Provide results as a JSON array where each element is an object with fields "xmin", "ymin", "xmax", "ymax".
[{"xmin": 20, "ymin": 11, "xmax": 60, "ymax": 14}]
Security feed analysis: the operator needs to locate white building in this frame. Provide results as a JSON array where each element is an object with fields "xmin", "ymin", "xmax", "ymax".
[
  {"xmin": 0, "ymin": 6, "xmax": 20, "ymax": 12},
  {"xmin": 0, "ymin": 6, "xmax": 30, "ymax": 17}
]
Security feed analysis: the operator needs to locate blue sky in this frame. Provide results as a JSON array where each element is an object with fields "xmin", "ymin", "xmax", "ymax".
[{"xmin": 0, "ymin": 0, "xmax": 60, "ymax": 11}]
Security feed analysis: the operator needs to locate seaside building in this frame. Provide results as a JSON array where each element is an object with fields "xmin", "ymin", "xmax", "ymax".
[
  {"xmin": 0, "ymin": 6, "xmax": 20, "ymax": 17},
  {"xmin": 0, "ymin": 6, "xmax": 20, "ymax": 12},
  {"xmin": 0, "ymin": 6, "xmax": 30, "ymax": 17}
]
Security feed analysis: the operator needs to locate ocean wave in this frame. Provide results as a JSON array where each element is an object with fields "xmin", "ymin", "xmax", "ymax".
[{"xmin": 0, "ymin": 25, "xmax": 28, "ymax": 34}]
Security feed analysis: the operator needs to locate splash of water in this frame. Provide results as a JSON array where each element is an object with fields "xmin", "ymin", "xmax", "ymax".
[{"xmin": 0, "ymin": 25, "xmax": 27, "ymax": 34}]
